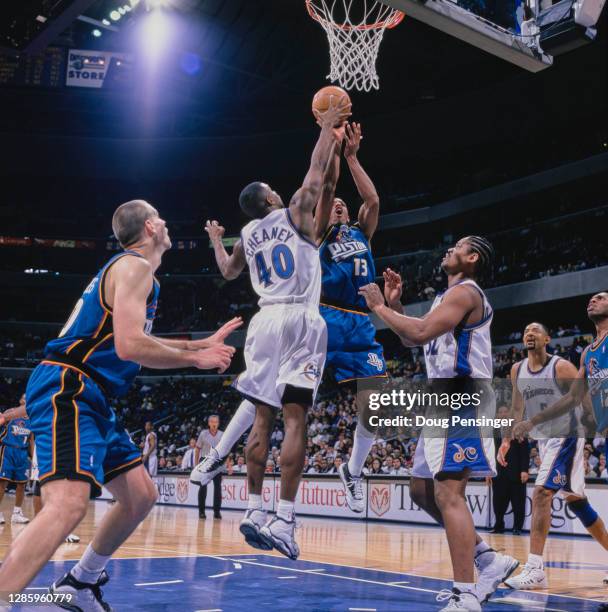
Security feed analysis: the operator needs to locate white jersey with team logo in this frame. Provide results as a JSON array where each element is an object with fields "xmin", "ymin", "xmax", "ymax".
[
  {"xmin": 516, "ymin": 355, "xmax": 573, "ymax": 439},
  {"xmin": 241, "ymin": 208, "xmax": 321, "ymax": 308},
  {"xmin": 423, "ymin": 279, "xmax": 493, "ymax": 379}
]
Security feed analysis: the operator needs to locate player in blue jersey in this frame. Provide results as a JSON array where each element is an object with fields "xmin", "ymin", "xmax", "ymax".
[
  {"xmin": 0, "ymin": 394, "xmax": 32, "ymax": 525},
  {"xmin": 312, "ymin": 122, "xmax": 388, "ymax": 513},
  {"xmin": 0, "ymin": 200, "xmax": 239, "ymax": 610}
]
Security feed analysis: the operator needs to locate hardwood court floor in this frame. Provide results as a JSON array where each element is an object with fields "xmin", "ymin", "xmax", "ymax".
[{"xmin": 2, "ymin": 497, "xmax": 608, "ymax": 610}]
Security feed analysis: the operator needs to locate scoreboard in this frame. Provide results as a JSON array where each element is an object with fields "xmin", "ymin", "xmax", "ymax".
[{"xmin": 0, "ymin": 47, "xmax": 65, "ymax": 88}]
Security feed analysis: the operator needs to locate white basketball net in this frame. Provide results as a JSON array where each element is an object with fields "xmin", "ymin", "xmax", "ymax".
[{"xmin": 306, "ymin": 0, "xmax": 404, "ymax": 92}]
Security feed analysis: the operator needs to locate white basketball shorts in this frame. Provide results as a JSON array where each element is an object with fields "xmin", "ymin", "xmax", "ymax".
[
  {"xmin": 234, "ymin": 304, "xmax": 327, "ymax": 408},
  {"xmin": 535, "ymin": 437, "xmax": 585, "ymax": 498}
]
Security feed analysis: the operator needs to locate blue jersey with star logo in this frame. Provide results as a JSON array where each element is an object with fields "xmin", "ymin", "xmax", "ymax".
[{"xmin": 319, "ymin": 223, "xmax": 375, "ymax": 310}]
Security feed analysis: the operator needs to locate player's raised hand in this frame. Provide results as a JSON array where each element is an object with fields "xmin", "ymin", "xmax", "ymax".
[
  {"xmin": 205, "ymin": 220, "xmax": 225, "ymax": 244},
  {"xmin": 358, "ymin": 283, "xmax": 385, "ymax": 312},
  {"xmin": 206, "ymin": 317, "xmax": 243, "ymax": 344},
  {"xmin": 383, "ymin": 267, "xmax": 403, "ymax": 307},
  {"xmin": 344, "ymin": 122, "xmax": 362, "ymax": 159},
  {"xmin": 497, "ymin": 438, "xmax": 511, "ymax": 467},
  {"xmin": 0, "ymin": 413, "xmax": 6, "ymax": 427},
  {"xmin": 191, "ymin": 344, "xmax": 236, "ymax": 373},
  {"xmin": 316, "ymin": 95, "xmax": 352, "ymax": 130}
]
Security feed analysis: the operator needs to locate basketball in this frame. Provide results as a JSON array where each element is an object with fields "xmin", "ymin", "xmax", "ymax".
[{"xmin": 312, "ymin": 85, "xmax": 351, "ymax": 121}]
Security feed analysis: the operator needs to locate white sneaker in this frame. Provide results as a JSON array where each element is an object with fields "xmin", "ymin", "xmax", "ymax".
[
  {"xmin": 190, "ymin": 449, "xmax": 225, "ymax": 487},
  {"xmin": 50, "ymin": 569, "xmax": 111, "ymax": 611},
  {"xmin": 0, "ymin": 512, "xmax": 4, "ymax": 525},
  {"xmin": 338, "ymin": 463, "xmax": 364, "ymax": 513},
  {"xmin": 436, "ymin": 589, "xmax": 481, "ymax": 611},
  {"xmin": 259, "ymin": 515, "xmax": 300, "ymax": 560},
  {"xmin": 239, "ymin": 509, "xmax": 272, "ymax": 550},
  {"xmin": 475, "ymin": 549, "xmax": 519, "ymax": 602},
  {"xmin": 65, "ymin": 533, "xmax": 81, "ymax": 543},
  {"xmin": 11, "ymin": 510, "xmax": 29, "ymax": 524},
  {"xmin": 504, "ymin": 562, "xmax": 548, "ymax": 590}
]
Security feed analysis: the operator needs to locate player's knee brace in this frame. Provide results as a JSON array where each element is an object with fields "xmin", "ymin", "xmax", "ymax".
[{"xmin": 567, "ymin": 498, "xmax": 599, "ymax": 528}]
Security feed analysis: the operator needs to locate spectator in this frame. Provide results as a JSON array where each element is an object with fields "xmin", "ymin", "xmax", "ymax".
[
  {"xmin": 529, "ymin": 455, "xmax": 541, "ymax": 475},
  {"xmin": 326, "ymin": 456, "xmax": 343, "ymax": 474},
  {"xmin": 182, "ymin": 438, "xmax": 197, "ymax": 471},
  {"xmin": 233, "ymin": 455, "xmax": 247, "ymax": 474}
]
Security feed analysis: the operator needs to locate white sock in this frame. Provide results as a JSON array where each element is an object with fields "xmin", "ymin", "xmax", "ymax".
[
  {"xmin": 13, "ymin": 507, "xmax": 22, "ymax": 514},
  {"xmin": 248, "ymin": 493, "xmax": 262, "ymax": 511},
  {"xmin": 347, "ymin": 424, "xmax": 375, "ymax": 477},
  {"xmin": 277, "ymin": 499, "xmax": 295, "ymax": 522},
  {"xmin": 454, "ymin": 582, "xmax": 476, "ymax": 595},
  {"xmin": 528, "ymin": 553, "xmax": 543, "ymax": 568},
  {"xmin": 474, "ymin": 540, "xmax": 492, "ymax": 556},
  {"xmin": 214, "ymin": 400, "xmax": 256, "ymax": 458},
  {"xmin": 71, "ymin": 544, "xmax": 111, "ymax": 585}
]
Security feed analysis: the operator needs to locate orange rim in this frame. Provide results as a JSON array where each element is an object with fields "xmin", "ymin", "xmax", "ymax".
[{"xmin": 306, "ymin": 0, "xmax": 405, "ymax": 31}]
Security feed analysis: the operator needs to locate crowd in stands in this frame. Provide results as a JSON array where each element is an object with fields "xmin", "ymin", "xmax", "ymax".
[{"xmin": 0, "ymin": 323, "xmax": 601, "ymax": 484}]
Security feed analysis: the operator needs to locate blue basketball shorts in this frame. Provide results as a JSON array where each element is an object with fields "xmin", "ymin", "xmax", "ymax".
[
  {"xmin": 0, "ymin": 445, "xmax": 29, "ymax": 483},
  {"xmin": 320, "ymin": 303, "xmax": 387, "ymax": 384},
  {"xmin": 25, "ymin": 363, "xmax": 142, "ymax": 497}
]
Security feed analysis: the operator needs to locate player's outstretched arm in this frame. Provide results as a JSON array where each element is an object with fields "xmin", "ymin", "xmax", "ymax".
[
  {"xmin": 313, "ymin": 134, "xmax": 342, "ymax": 243},
  {"xmin": 155, "ymin": 317, "xmax": 243, "ymax": 351},
  {"xmin": 359, "ymin": 282, "xmax": 478, "ymax": 347},
  {"xmin": 290, "ymin": 96, "xmax": 351, "ymax": 241},
  {"xmin": 111, "ymin": 257, "xmax": 235, "ymax": 372},
  {"xmin": 205, "ymin": 220, "xmax": 246, "ymax": 280},
  {"xmin": 344, "ymin": 123, "xmax": 380, "ymax": 240},
  {"xmin": 513, "ymin": 352, "xmax": 588, "ymax": 438},
  {"xmin": 0, "ymin": 404, "xmax": 28, "ymax": 427}
]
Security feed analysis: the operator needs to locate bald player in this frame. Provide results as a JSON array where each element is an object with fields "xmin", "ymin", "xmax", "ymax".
[{"xmin": 0, "ymin": 200, "xmax": 239, "ymax": 610}]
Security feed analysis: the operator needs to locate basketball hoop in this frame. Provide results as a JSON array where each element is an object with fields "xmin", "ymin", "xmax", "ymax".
[{"xmin": 306, "ymin": 0, "xmax": 404, "ymax": 92}]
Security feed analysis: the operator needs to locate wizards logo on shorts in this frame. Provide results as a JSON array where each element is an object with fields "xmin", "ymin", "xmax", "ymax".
[
  {"xmin": 552, "ymin": 469, "xmax": 568, "ymax": 487},
  {"xmin": 452, "ymin": 443, "xmax": 478, "ymax": 463},
  {"xmin": 303, "ymin": 363, "xmax": 322, "ymax": 381},
  {"xmin": 367, "ymin": 353, "xmax": 384, "ymax": 372}
]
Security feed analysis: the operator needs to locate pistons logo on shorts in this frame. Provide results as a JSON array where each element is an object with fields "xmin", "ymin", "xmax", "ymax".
[
  {"xmin": 367, "ymin": 353, "xmax": 383, "ymax": 372},
  {"xmin": 452, "ymin": 443, "xmax": 478, "ymax": 463},
  {"xmin": 552, "ymin": 469, "xmax": 567, "ymax": 486},
  {"xmin": 303, "ymin": 363, "xmax": 321, "ymax": 381}
]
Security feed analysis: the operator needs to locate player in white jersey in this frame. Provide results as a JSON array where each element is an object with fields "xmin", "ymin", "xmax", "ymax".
[
  {"xmin": 199, "ymin": 96, "xmax": 350, "ymax": 559},
  {"xmin": 360, "ymin": 236, "xmax": 518, "ymax": 612},
  {"xmin": 501, "ymin": 322, "xmax": 608, "ymax": 590},
  {"xmin": 143, "ymin": 421, "xmax": 157, "ymax": 477}
]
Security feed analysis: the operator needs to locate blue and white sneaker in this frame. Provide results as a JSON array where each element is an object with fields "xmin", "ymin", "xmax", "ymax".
[
  {"xmin": 259, "ymin": 515, "xmax": 300, "ymax": 560},
  {"xmin": 240, "ymin": 509, "xmax": 272, "ymax": 550}
]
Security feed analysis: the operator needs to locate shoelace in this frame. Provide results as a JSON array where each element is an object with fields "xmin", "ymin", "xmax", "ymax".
[
  {"xmin": 201, "ymin": 452, "xmax": 220, "ymax": 470},
  {"xmin": 436, "ymin": 589, "xmax": 458, "ymax": 603},
  {"xmin": 351, "ymin": 476, "xmax": 363, "ymax": 500},
  {"xmin": 517, "ymin": 563, "xmax": 538, "ymax": 580}
]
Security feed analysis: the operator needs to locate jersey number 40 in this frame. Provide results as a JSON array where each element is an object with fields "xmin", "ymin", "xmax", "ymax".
[{"xmin": 255, "ymin": 245, "xmax": 295, "ymax": 287}]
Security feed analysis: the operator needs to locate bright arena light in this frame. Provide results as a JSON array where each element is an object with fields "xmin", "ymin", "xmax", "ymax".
[
  {"xmin": 109, "ymin": 10, "xmax": 121, "ymax": 21},
  {"xmin": 140, "ymin": 9, "xmax": 172, "ymax": 64},
  {"xmin": 92, "ymin": 29, "xmax": 102, "ymax": 37},
  {"xmin": 102, "ymin": 18, "xmax": 110, "ymax": 25},
  {"xmin": 118, "ymin": 7, "xmax": 126, "ymax": 15}
]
